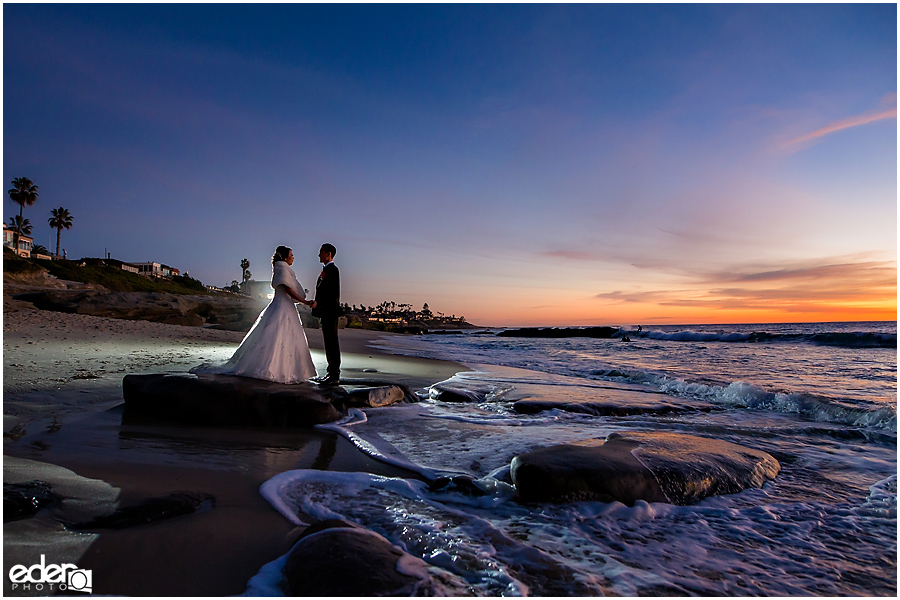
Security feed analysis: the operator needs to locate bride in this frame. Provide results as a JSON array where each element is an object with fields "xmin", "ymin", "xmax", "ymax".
[{"xmin": 192, "ymin": 246, "xmax": 317, "ymax": 384}]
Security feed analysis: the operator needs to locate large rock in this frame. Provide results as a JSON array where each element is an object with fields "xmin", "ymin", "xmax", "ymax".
[
  {"xmin": 122, "ymin": 373, "xmax": 343, "ymax": 427},
  {"xmin": 284, "ymin": 519, "xmax": 468, "ymax": 596},
  {"xmin": 511, "ymin": 432, "xmax": 780, "ymax": 506}
]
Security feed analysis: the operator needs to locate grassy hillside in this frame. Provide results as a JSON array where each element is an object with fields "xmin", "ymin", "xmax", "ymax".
[{"xmin": 3, "ymin": 248, "xmax": 208, "ymax": 294}]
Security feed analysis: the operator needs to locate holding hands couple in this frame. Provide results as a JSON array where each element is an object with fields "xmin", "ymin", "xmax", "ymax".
[{"xmin": 193, "ymin": 243, "xmax": 342, "ymax": 385}]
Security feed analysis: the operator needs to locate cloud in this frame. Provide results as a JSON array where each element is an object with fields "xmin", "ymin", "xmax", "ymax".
[
  {"xmin": 782, "ymin": 104, "xmax": 897, "ymax": 151},
  {"xmin": 541, "ymin": 250, "xmax": 598, "ymax": 261},
  {"xmin": 596, "ymin": 256, "xmax": 896, "ymax": 313},
  {"xmin": 701, "ymin": 260, "xmax": 897, "ymax": 286},
  {"xmin": 595, "ymin": 290, "xmax": 690, "ymax": 304}
]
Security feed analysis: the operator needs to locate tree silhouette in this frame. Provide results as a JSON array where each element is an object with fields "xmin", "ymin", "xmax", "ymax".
[
  {"xmin": 10, "ymin": 215, "xmax": 31, "ymax": 237},
  {"xmin": 240, "ymin": 258, "xmax": 250, "ymax": 282},
  {"xmin": 8, "ymin": 216, "xmax": 32, "ymax": 254},
  {"xmin": 8, "ymin": 177, "xmax": 38, "ymax": 247},
  {"xmin": 48, "ymin": 207, "xmax": 74, "ymax": 258}
]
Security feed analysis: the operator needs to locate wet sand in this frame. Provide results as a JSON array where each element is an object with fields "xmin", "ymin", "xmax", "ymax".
[{"xmin": 3, "ymin": 289, "xmax": 468, "ymax": 595}]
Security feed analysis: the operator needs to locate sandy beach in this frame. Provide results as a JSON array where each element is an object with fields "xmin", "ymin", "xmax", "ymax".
[{"xmin": 3, "ymin": 285, "xmax": 468, "ymax": 596}]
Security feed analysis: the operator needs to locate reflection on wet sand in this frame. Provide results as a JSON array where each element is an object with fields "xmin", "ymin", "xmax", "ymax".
[{"xmin": 3, "ymin": 402, "xmax": 421, "ymax": 596}]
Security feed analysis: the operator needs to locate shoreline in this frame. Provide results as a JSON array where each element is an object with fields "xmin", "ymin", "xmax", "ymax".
[{"xmin": 3, "ymin": 288, "xmax": 469, "ymax": 596}]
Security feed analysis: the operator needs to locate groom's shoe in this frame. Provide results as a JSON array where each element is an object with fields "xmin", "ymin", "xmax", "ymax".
[{"xmin": 318, "ymin": 374, "xmax": 341, "ymax": 385}]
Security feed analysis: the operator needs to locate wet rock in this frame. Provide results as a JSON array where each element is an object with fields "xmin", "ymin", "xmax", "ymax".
[
  {"xmin": 68, "ymin": 491, "xmax": 215, "ymax": 530},
  {"xmin": 345, "ymin": 385, "xmax": 406, "ymax": 408},
  {"xmin": 514, "ymin": 387, "xmax": 714, "ymax": 416},
  {"xmin": 3, "ymin": 481, "xmax": 58, "ymax": 522},
  {"xmin": 428, "ymin": 385, "xmax": 484, "ymax": 403},
  {"xmin": 284, "ymin": 520, "xmax": 468, "ymax": 596},
  {"xmin": 123, "ymin": 373, "xmax": 343, "ymax": 427},
  {"xmin": 427, "ymin": 474, "xmax": 490, "ymax": 497},
  {"xmin": 511, "ymin": 432, "xmax": 780, "ymax": 506}
]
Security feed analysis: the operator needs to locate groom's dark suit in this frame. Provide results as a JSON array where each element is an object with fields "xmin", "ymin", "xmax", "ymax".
[{"xmin": 311, "ymin": 262, "xmax": 342, "ymax": 379}]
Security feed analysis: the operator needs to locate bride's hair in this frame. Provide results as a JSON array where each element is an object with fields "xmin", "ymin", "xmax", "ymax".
[{"xmin": 272, "ymin": 246, "xmax": 292, "ymax": 264}]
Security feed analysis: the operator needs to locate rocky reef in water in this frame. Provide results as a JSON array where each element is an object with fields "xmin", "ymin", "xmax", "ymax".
[{"xmin": 497, "ymin": 326, "xmax": 618, "ymax": 338}]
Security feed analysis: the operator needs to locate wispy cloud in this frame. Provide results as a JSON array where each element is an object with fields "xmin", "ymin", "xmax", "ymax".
[
  {"xmin": 782, "ymin": 102, "xmax": 897, "ymax": 150},
  {"xmin": 541, "ymin": 250, "xmax": 598, "ymax": 261},
  {"xmin": 596, "ymin": 256, "xmax": 897, "ymax": 314},
  {"xmin": 701, "ymin": 260, "xmax": 897, "ymax": 286}
]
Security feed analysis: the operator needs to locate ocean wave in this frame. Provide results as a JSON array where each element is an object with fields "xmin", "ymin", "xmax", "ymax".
[
  {"xmin": 614, "ymin": 328, "xmax": 897, "ymax": 348},
  {"xmin": 589, "ymin": 369, "xmax": 897, "ymax": 433}
]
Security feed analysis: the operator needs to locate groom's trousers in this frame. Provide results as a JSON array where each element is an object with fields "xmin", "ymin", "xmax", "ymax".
[{"xmin": 321, "ymin": 317, "xmax": 341, "ymax": 378}]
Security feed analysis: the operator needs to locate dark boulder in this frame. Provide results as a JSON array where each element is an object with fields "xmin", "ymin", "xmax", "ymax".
[
  {"xmin": 123, "ymin": 373, "xmax": 343, "ymax": 427},
  {"xmin": 511, "ymin": 432, "xmax": 780, "ymax": 506},
  {"xmin": 284, "ymin": 520, "xmax": 467, "ymax": 596},
  {"xmin": 68, "ymin": 491, "xmax": 214, "ymax": 530}
]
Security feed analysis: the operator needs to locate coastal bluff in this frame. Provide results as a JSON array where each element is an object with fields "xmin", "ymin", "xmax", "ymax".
[
  {"xmin": 13, "ymin": 290, "xmax": 263, "ymax": 329},
  {"xmin": 511, "ymin": 432, "xmax": 781, "ymax": 506},
  {"xmin": 122, "ymin": 374, "xmax": 416, "ymax": 427}
]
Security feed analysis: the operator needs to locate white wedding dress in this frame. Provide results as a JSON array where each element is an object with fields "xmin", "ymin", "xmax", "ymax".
[{"xmin": 192, "ymin": 261, "xmax": 316, "ymax": 384}]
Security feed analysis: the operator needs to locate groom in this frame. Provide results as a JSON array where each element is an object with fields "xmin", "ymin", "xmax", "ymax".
[{"xmin": 311, "ymin": 243, "xmax": 342, "ymax": 384}]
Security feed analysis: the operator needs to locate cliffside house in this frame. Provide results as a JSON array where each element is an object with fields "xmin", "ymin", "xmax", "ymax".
[
  {"xmin": 3, "ymin": 223, "xmax": 34, "ymax": 258},
  {"xmin": 129, "ymin": 261, "xmax": 180, "ymax": 278}
]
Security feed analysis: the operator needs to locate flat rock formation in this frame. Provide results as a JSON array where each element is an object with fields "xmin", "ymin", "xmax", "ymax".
[
  {"xmin": 123, "ymin": 373, "xmax": 343, "ymax": 426},
  {"xmin": 514, "ymin": 387, "xmax": 715, "ymax": 416},
  {"xmin": 497, "ymin": 326, "xmax": 617, "ymax": 338},
  {"xmin": 284, "ymin": 519, "xmax": 469, "ymax": 596},
  {"xmin": 13, "ymin": 290, "xmax": 263, "ymax": 328},
  {"xmin": 511, "ymin": 431, "xmax": 780, "ymax": 506},
  {"xmin": 122, "ymin": 374, "xmax": 415, "ymax": 427}
]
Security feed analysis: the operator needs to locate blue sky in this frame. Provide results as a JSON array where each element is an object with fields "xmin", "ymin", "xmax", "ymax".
[{"xmin": 4, "ymin": 3, "xmax": 896, "ymax": 325}]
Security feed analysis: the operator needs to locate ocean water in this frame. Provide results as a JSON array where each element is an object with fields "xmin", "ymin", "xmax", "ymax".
[{"xmin": 252, "ymin": 322, "xmax": 897, "ymax": 596}]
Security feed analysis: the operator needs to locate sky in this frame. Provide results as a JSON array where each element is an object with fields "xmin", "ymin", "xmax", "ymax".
[{"xmin": 3, "ymin": 3, "xmax": 896, "ymax": 326}]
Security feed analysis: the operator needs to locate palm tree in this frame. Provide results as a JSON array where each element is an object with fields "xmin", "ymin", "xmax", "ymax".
[
  {"xmin": 8, "ymin": 177, "xmax": 38, "ymax": 248},
  {"xmin": 48, "ymin": 207, "xmax": 74, "ymax": 258},
  {"xmin": 8, "ymin": 177, "xmax": 39, "ymax": 222},
  {"xmin": 9, "ymin": 215, "xmax": 32, "ymax": 237},
  {"xmin": 240, "ymin": 258, "xmax": 250, "ymax": 282},
  {"xmin": 9, "ymin": 215, "xmax": 32, "ymax": 254}
]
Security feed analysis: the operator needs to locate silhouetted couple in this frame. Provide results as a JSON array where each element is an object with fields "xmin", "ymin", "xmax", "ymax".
[{"xmin": 193, "ymin": 243, "xmax": 343, "ymax": 385}]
